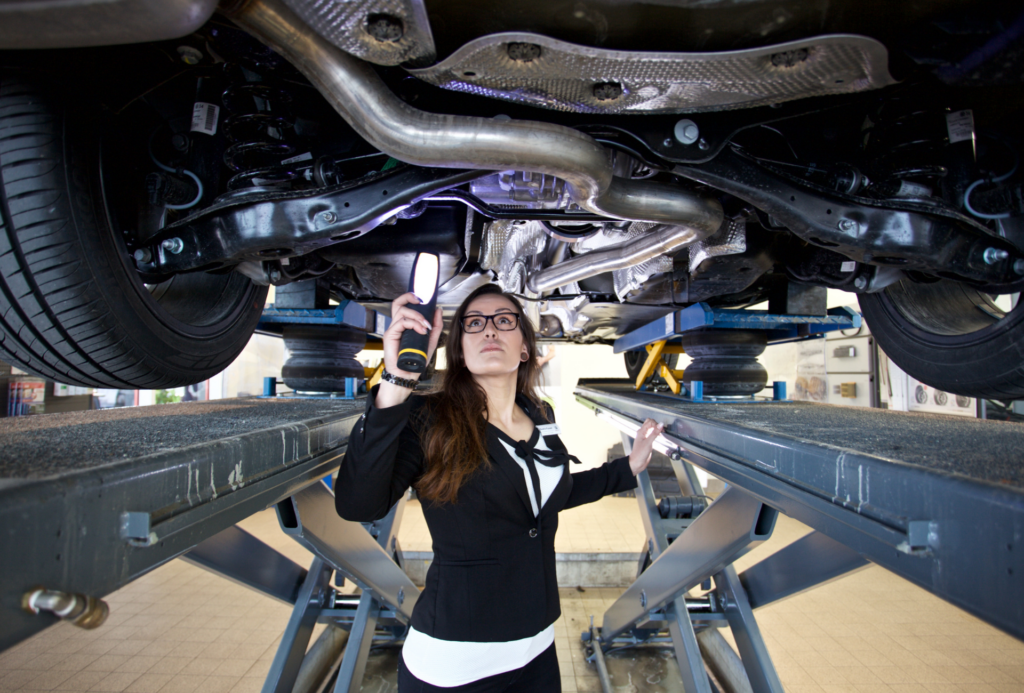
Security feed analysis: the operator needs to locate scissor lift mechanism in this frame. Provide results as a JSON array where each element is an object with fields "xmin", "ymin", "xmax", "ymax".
[
  {"xmin": 575, "ymin": 379, "xmax": 1024, "ymax": 692},
  {"xmin": 2, "ymin": 378, "xmax": 1022, "ymax": 692}
]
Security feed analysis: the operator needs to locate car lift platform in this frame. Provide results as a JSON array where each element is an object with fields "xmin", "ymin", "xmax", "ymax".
[
  {"xmin": 0, "ymin": 395, "xmax": 431, "ymax": 693},
  {"xmin": 574, "ymin": 378, "xmax": 1023, "ymax": 692},
  {"xmin": 0, "ymin": 398, "xmax": 365, "ymax": 650},
  {"xmin": 3, "ymin": 385, "xmax": 1023, "ymax": 693}
]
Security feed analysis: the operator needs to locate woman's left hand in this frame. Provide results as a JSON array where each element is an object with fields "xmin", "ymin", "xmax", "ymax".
[{"xmin": 628, "ymin": 419, "xmax": 665, "ymax": 475}]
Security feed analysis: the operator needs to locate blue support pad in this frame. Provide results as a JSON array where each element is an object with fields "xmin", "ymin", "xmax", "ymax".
[
  {"xmin": 772, "ymin": 381, "xmax": 787, "ymax": 401},
  {"xmin": 258, "ymin": 301, "xmax": 375, "ymax": 330},
  {"xmin": 264, "ymin": 377, "xmax": 278, "ymax": 397},
  {"xmin": 613, "ymin": 303, "xmax": 861, "ymax": 353},
  {"xmin": 689, "ymin": 381, "xmax": 704, "ymax": 402}
]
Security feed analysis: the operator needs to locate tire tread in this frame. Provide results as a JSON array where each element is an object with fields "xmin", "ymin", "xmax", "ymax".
[{"xmin": 0, "ymin": 74, "xmax": 266, "ymax": 388}]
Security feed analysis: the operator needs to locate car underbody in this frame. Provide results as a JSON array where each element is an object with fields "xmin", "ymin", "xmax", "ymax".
[{"xmin": 0, "ymin": 0, "xmax": 1022, "ymax": 396}]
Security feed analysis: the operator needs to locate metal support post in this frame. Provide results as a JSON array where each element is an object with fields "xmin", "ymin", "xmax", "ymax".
[
  {"xmin": 589, "ymin": 628, "xmax": 614, "ymax": 692},
  {"xmin": 333, "ymin": 592, "xmax": 381, "ymax": 693},
  {"xmin": 621, "ymin": 433, "xmax": 713, "ymax": 693},
  {"xmin": 262, "ymin": 557, "xmax": 334, "ymax": 693},
  {"xmin": 665, "ymin": 605, "xmax": 714, "ymax": 693},
  {"xmin": 713, "ymin": 566, "xmax": 783, "ymax": 693}
]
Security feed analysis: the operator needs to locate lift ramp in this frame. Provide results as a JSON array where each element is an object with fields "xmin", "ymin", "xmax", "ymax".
[
  {"xmin": 575, "ymin": 378, "xmax": 1023, "ymax": 692},
  {"xmin": 0, "ymin": 398, "xmax": 367, "ymax": 652}
]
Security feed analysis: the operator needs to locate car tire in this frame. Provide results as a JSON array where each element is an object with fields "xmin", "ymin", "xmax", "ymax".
[
  {"xmin": 0, "ymin": 73, "xmax": 267, "ymax": 388},
  {"xmin": 858, "ymin": 279, "xmax": 1024, "ymax": 399}
]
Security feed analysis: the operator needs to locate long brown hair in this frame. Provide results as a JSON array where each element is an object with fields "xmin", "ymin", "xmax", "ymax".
[{"xmin": 416, "ymin": 284, "xmax": 545, "ymax": 504}]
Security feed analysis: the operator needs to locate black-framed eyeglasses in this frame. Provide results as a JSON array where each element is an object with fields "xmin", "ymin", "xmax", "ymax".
[{"xmin": 461, "ymin": 313, "xmax": 521, "ymax": 333}]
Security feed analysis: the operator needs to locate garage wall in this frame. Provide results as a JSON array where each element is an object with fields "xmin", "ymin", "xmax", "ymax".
[{"xmin": 753, "ymin": 288, "xmax": 860, "ymax": 397}]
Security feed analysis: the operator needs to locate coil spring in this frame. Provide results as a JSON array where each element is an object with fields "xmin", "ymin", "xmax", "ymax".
[{"xmin": 222, "ymin": 80, "xmax": 299, "ymax": 190}]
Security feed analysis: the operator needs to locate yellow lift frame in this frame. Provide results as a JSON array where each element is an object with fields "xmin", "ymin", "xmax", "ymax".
[{"xmin": 634, "ymin": 341, "xmax": 687, "ymax": 394}]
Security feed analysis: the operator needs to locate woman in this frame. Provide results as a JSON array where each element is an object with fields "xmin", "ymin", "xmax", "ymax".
[{"xmin": 335, "ymin": 284, "xmax": 664, "ymax": 692}]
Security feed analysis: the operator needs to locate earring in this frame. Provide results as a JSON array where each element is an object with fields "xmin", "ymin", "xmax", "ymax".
[{"xmin": 520, "ymin": 353, "xmax": 529, "ymax": 362}]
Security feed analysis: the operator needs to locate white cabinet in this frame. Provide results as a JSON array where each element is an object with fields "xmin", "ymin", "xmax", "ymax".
[{"xmin": 825, "ymin": 320, "xmax": 877, "ymax": 408}]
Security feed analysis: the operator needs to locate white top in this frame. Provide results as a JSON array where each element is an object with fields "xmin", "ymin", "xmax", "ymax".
[
  {"xmin": 498, "ymin": 434, "xmax": 564, "ymax": 516},
  {"xmin": 401, "ymin": 434, "xmax": 564, "ymax": 686}
]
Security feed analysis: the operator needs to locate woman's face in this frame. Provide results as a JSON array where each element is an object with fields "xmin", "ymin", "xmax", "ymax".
[{"xmin": 460, "ymin": 294, "xmax": 528, "ymax": 378}]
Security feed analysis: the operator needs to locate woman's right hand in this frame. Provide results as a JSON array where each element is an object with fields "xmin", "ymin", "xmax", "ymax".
[{"xmin": 380, "ymin": 291, "xmax": 444, "ymax": 384}]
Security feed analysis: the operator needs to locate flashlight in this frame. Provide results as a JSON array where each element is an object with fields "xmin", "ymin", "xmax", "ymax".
[{"xmin": 397, "ymin": 253, "xmax": 439, "ymax": 373}]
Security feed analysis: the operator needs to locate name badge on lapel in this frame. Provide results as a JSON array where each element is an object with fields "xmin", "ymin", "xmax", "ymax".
[{"xmin": 536, "ymin": 423, "xmax": 561, "ymax": 436}]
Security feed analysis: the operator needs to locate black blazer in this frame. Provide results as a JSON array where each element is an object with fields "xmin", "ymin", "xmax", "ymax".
[{"xmin": 334, "ymin": 386, "xmax": 638, "ymax": 642}]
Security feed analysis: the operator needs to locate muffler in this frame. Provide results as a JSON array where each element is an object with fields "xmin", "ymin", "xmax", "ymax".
[{"xmin": 223, "ymin": 0, "xmax": 724, "ymax": 239}]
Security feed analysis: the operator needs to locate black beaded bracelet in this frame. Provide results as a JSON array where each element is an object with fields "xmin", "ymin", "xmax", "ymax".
[{"xmin": 380, "ymin": 368, "xmax": 419, "ymax": 389}]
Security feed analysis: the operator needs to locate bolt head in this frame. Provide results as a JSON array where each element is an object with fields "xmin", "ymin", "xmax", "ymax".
[
  {"xmin": 838, "ymin": 219, "xmax": 857, "ymax": 232},
  {"xmin": 697, "ymin": 138, "xmax": 710, "ymax": 151},
  {"xmin": 320, "ymin": 211, "xmax": 337, "ymax": 224},
  {"xmin": 854, "ymin": 276, "xmax": 868, "ymax": 290},
  {"xmin": 983, "ymin": 247, "xmax": 1010, "ymax": 265},
  {"xmin": 673, "ymin": 119, "xmax": 699, "ymax": 145},
  {"xmin": 133, "ymin": 248, "xmax": 152, "ymax": 263},
  {"xmin": 161, "ymin": 238, "xmax": 184, "ymax": 255},
  {"xmin": 170, "ymin": 134, "xmax": 190, "ymax": 153}
]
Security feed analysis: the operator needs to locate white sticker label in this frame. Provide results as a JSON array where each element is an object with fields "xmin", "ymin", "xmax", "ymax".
[
  {"xmin": 841, "ymin": 261, "xmax": 856, "ymax": 272},
  {"xmin": 191, "ymin": 102, "xmax": 220, "ymax": 136},
  {"xmin": 946, "ymin": 109, "xmax": 974, "ymax": 144},
  {"xmin": 537, "ymin": 423, "xmax": 561, "ymax": 436},
  {"xmin": 896, "ymin": 181, "xmax": 931, "ymax": 198},
  {"xmin": 665, "ymin": 313, "xmax": 673, "ymax": 333},
  {"xmin": 281, "ymin": 151, "xmax": 313, "ymax": 165}
]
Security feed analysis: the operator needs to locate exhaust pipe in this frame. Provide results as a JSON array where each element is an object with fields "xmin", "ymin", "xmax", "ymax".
[
  {"xmin": 526, "ymin": 221, "xmax": 721, "ymax": 293},
  {"xmin": 224, "ymin": 0, "xmax": 724, "ymax": 237}
]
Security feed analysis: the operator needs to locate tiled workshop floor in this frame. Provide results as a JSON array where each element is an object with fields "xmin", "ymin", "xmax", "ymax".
[{"xmin": 2, "ymin": 498, "xmax": 1023, "ymax": 693}]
